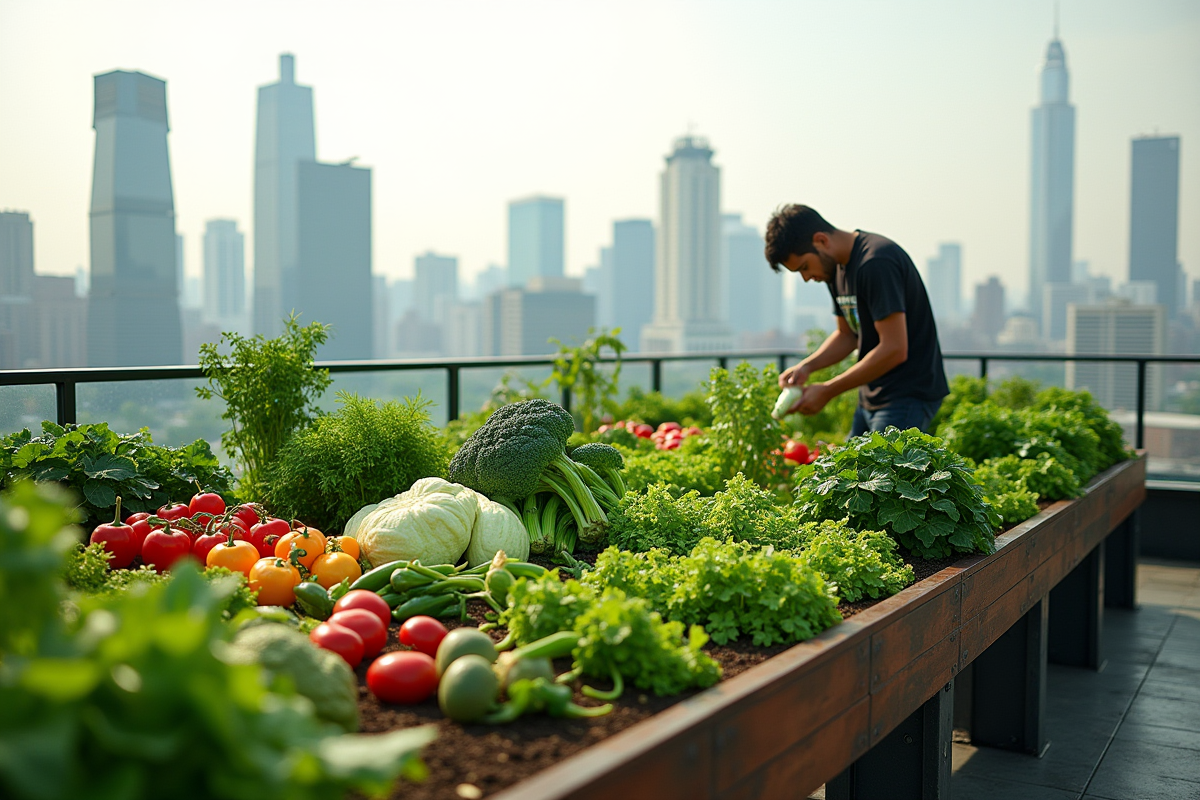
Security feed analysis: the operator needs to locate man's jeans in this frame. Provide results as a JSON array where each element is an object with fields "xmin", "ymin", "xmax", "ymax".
[{"xmin": 849, "ymin": 397, "xmax": 943, "ymax": 438}]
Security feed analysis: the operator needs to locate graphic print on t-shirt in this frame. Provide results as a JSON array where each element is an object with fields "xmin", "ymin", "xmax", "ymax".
[{"xmin": 837, "ymin": 295, "xmax": 860, "ymax": 335}]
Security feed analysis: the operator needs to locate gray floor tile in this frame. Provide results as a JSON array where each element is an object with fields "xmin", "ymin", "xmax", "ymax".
[
  {"xmin": 1123, "ymin": 694, "xmax": 1200, "ymax": 733},
  {"xmin": 1155, "ymin": 648, "xmax": 1200, "ymax": 670},
  {"xmin": 1086, "ymin": 738, "xmax": 1200, "ymax": 800},
  {"xmin": 1139, "ymin": 678, "xmax": 1200, "ymax": 704},
  {"xmin": 951, "ymin": 772, "xmax": 1080, "ymax": 799},
  {"xmin": 1114, "ymin": 721, "xmax": 1200, "ymax": 752},
  {"xmin": 1146, "ymin": 661, "xmax": 1200, "ymax": 686}
]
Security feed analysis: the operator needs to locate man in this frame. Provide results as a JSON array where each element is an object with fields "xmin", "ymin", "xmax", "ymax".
[{"xmin": 764, "ymin": 204, "xmax": 948, "ymax": 436}]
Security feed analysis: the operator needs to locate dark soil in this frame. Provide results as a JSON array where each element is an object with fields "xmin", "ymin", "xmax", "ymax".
[{"xmin": 363, "ymin": 544, "xmax": 1010, "ymax": 798}]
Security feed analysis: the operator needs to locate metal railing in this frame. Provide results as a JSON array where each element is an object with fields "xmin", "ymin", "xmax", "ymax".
[{"xmin": 3, "ymin": 351, "xmax": 1200, "ymax": 451}]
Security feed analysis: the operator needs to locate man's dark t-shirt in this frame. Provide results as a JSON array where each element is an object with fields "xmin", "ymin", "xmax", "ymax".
[{"xmin": 827, "ymin": 231, "xmax": 949, "ymax": 410}]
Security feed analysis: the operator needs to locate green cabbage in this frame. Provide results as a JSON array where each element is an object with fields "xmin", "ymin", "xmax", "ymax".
[{"xmin": 356, "ymin": 477, "xmax": 477, "ymax": 567}]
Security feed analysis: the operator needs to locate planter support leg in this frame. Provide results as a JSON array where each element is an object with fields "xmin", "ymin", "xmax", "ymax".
[
  {"xmin": 1104, "ymin": 511, "xmax": 1138, "ymax": 610},
  {"xmin": 826, "ymin": 681, "xmax": 953, "ymax": 800},
  {"xmin": 969, "ymin": 598, "xmax": 1048, "ymax": 755},
  {"xmin": 1049, "ymin": 542, "xmax": 1105, "ymax": 669}
]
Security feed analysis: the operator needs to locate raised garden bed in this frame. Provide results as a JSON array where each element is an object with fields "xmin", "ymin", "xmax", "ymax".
[{"xmin": 460, "ymin": 453, "xmax": 1145, "ymax": 800}]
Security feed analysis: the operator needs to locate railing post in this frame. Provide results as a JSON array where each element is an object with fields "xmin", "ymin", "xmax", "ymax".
[
  {"xmin": 1136, "ymin": 360, "xmax": 1146, "ymax": 449},
  {"xmin": 446, "ymin": 366, "xmax": 460, "ymax": 423},
  {"xmin": 651, "ymin": 360, "xmax": 662, "ymax": 393},
  {"xmin": 979, "ymin": 357, "xmax": 988, "ymax": 379},
  {"xmin": 778, "ymin": 353, "xmax": 789, "ymax": 374},
  {"xmin": 56, "ymin": 381, "xmax": 77, "ymax": 426},
  {"xmin": 561, "ymin": 386, "xmax": 571, "ymax": 414},
  {"xmin": 717, "ymin": 357, "xmax": 728, "ymax": 371}
]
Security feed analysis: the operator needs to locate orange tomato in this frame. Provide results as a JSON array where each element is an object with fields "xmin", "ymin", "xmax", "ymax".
[
  {"xmin": 206, "ymin": 537, "xmax": 260, "ymax": 576},
  {"xmin": 311, "ymin": 551, "xmax": 363, "ymax": 589},
  {"xmin": 249, "ymin": 557, "xmax": 303, "ymax": 606},
  {"xmin": 328, "ymin": 535, "xmax": 360, "ymax": 560},
  {"xmin": 274, "ymin": 528, "xmax": 327, "ymax": 569}
]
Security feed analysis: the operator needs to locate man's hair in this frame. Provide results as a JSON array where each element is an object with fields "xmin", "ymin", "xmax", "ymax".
[{"xmin": 764, "ymin": 205, "xmax": 835, "ymax": 272}]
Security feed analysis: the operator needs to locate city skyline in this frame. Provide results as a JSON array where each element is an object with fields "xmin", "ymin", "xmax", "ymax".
[{"xmin": 0, "ymin": 1, "xmax": 1196, "ymax": 315}]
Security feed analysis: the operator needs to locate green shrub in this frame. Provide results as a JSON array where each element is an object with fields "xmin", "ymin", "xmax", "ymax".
[
  {"xmin": 706, "ymin": 362, "xmax": 786, "ymax": 488},
  {"xmin": 264, "ymin": 392, "xmax": 450, "ymax": 532},
  {"xmin": 793, "ymin": 427, "xmax": 998, "ymax": 559}
]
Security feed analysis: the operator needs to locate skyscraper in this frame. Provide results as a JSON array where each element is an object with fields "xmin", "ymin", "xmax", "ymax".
[
  {"xmin": 1129, "ymin": 136, "xmax": 1181, "ymax": 317},
  {"xmin": 481, "ymin": 277, "xmax": 595, "ymax": 356},
  {"xmin": 202, "ymin": 219, "xmax": 246, "ymax": 332},
  {"xmin": 925, "ymin": 243, "xmax": 962, "ymax": 323},
  {"xmin": 0, "ymin": 211, "xmax": 35, "ymax": 368},
  {"xmin": 1067, "ymin": 301, "xmax": 1165, "ymax": 411},
  {"xmin": 641, "ymin": 136, "xmax": 732, "ymax": 353},
  {"xmin": 254, "ymin": 54, "xmax": 316, "ymax": 337},
  {"xmin": 87, "ymin": 70, "xmax": 182, "ymax": 367},
  {"xmin": 1029, "ymin": 33, "xmax": 1076, "ymax": 328},
  {"xmin": 508, "ymin": 196, "xmax": 564, "ymax": 287},
  {"xmin": 295, "ymin": 161, "xmax": 373, "ymax": 360},
  {"xmin": 611, "ymin": 219, "xmax": 655, "ymax": 351},
  {"xmin": 413, "ymin": 252, "xmax": 459, "ymax": 325},
  {"xmin": 724, "ymin": 214, "xmax": 782, "ymax": 337},
  {"xmin": 973, "ymin": 277, "xmax": 1006, "ymax": 341}
]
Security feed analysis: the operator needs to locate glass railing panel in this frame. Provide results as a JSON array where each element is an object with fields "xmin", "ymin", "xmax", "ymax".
[
  {"xmin": 455, "ymin": 365, "xmax": 555, "ymax": 420},
  {"xmin": 660, "ymin": 360, "xmax": 716, "ymax": 398},
  {"xmin": 76, "ymin": 378, "xmax": 229, "ymax": 459},
  {"xmin": 0, "ymin": 384, "xmax": 57, "ymax": 437},
  {"xmin": 319, "ymin": 369, "xmax": 449, "ymax": 424}
]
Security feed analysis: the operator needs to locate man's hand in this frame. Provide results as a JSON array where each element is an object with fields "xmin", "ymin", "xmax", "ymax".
[
  {"xmin": 796, "ymin": 383, "xmax": 836, "ymax": 416},
  {"xmin": 780, "ymin": 362, "xmax": 811, "ymax": 388}
]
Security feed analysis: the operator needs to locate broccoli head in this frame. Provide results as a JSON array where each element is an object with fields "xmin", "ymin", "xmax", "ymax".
[
  {"xmin": 570, "ymin": 442, "xmax": 628, "ymax": 501},
  {"xmin": 449, "ymin": 399, "xmax": 608, "ymax": 546}
]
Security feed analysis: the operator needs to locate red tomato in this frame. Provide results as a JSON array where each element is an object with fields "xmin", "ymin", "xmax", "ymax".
[
  {"xmin": 125, "ymin": 512, "xmax": 151, "ymax": 526},
  {"xmin": 333, "ymin": 590, "xmax": 392, "ymax": 628},
  {"xmin": 634, "ymin": 424, "xmax": 653, "ymax": 438},
  {"xmin": 657, "ymin": 421, "xmax": 682, "ymax": 433},
  {"xmin": 397, "ymin": 616, "xmax": 449, "ymax": 657},
  {"xmin": 189, "ymin": 492, "xmax": 226, "ymax": 520},
  {"xmin": 128, "ymin": 517, "xmax": 159, "ymax": 553},
  {"xmin": 596, "ymin": 424, "xmax": 611, "ymax": 434},
  {"xmin": 684, "ymin": 426, "xmax": 703, "ymax": 437},
  {"xmin": 233, "ymin": 504, "xmax": 261, "ymax": 529},
  {"xmin": 613, "ymin": 420, "xmax": 626, "ymax": 429},
  {"xmin": 142, "ymin": 527, "xmax": 192, "ymax": 572},
  {"xmin": 783, "ymin": 440, "xmax": 810, "ymax": 464},
  {"xmin": 329, "ymin": 609, "xmax": 387, "ymax": 658},
  {"xmin": 310, "ymin": 622, "xmax": 364, "ymax": 668},
  {"xmin": 192, "ymin": 531, "xmax": 226, "ymax": 564},
  {"xmin": 367, "ymin": 651, "xmax": 438, "ymax": 704},
  {"xmin": 90, "ymin": 506, "xmax": 137, "ymax": 569},
  {"xmin": 249, "ymin": 518, "xmax": 291, "ymax": 558},
  {"xmin": 806, "ymin": 447, "xmax": 821, "ymax": 464},
  {"xmin": 158, "ymin": 502, "xmax": 190, "ymax": 522},
  {"xmin": 663, "ymin": 439, "xmax": 681, "ymax": 450}
]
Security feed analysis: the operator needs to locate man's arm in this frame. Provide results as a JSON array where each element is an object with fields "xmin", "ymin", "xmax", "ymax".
[
  {"xmin": 779, "ymin": 316, "xmax": 858, "ymax": 387},
  {"xmin": 795, "ymin": 312, "xmax": 908, "ymax": 414}
]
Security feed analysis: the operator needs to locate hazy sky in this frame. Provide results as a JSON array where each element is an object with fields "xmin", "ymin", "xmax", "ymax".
[{"xmin": 1, "ymin": 0, "xmax": 1196, "ymax": 311}]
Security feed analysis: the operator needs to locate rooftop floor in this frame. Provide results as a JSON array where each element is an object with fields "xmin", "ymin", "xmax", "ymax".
[{"xmin": 814, "ymin": 559, "xmax": 1200, "ymax": 800}]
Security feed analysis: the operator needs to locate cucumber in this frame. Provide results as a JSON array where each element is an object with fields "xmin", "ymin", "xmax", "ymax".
[
  {"xmin": 438, "ymin": 654, "xmax": 499, "ymax": 723},
  {"xmin": 350, "ymin": 560, "xmax": 406, "ymax": 592},
  {"xmin": 293, "ymin": 582, "xmax": 334, "ymax": 620}
]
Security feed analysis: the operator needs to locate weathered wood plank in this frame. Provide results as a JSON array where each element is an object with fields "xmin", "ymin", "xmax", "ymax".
[{"xmin": 868, "ymin": 631, "xmax": 960, "ymax": 746}]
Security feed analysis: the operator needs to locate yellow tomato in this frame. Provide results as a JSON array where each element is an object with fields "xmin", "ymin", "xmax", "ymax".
[
  {"xmin": 311, "ymin": 551, "xmax": 362, "ymax": 589},
  {"xmin": 274, "ymin": 528, "xmax": 327, "ymax": 569},
  {"xmin": 327, "ymin": 535, "xmax": 360, "ymax": 561},
  {"xmin": 207, "ymin": 538, "xmax": 260, "ymax": 577},
  {"xmin": 249, "ymin": 557, "xmax": 302, "ymax": 606}
]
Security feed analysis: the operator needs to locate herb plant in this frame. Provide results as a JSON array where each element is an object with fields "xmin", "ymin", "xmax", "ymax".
[
  {"xmin": 0, "ymin": 421, "xmax": 233, "ymax": 527},
  {"xmin": 793, "ymin": 428, "xmax": 999, "ymax": 559},
  {"xmin": 264, "ymin": 391, "xmax": 450, "ymax": 532},
  {"xmin": 196, "ymin": 315, "xmax": 332, "ymax": 499},
  {"xmin": 545, "ymin": 328, "xmax": 627, "ymax": 435},
  {"xmin": 977, "ymin": 453, "xmax": 1081, "ymax": 501},
  {"xmin": 585, "ymin": 538, "xmax": 843, "ymax": 646},
  {"xmin": 706, "ymin": 362, "xmax": 786, "ymax": 487},
  {"xmin": 794, "ymin": 523, "xmax": 915, "ymax": 602},
  {"xmin": 613, "ymin": 387, "xmax": 713, "ymax": 429},
  {"xmin": 618, "ymin": 435, "xmax": 725, "ymax": 496}
]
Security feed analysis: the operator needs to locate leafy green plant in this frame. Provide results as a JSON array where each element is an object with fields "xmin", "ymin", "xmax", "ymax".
[
  {"xmin": 613, "ymin": 387, "xmax": 713, "ymax": 429},
  {"xmin": 930, "ymin": 375, "xmax": 988, "ymax": 435},
  {"xmin": 977, "ymin": 453, "xmax": 1080, "ymax": 502},
  {"xmin": 197, "ymin": 315, "xmax": 332, "ymax": 499},
  {"xmin": 264, "ymin": 391, "xmax": 450, "ymax": 532},
  {"xmin": 1030, "ymin": 387, "xmax": 1131, "ymax": 471},
  {"xmin": 793, "ymin": 428, "xmax": 998, "ymax": 559},
  {"xmin": 606, "ymin": 482, "xmax": 710, "ymax": 555},
  {"xmin": 0, "ymin": 421, "xmax": 233, "ymax": 527},
  {"xmin": 545, "ymin": 328, "xmax": 627, "ymax": 435},
  {"xmin": 0, "ymin": 481, "xmax": 434, "ymax": 800},
  {"xmin": 706, "ymin": 362, "xmax": 785, "ymax": 487},
  {"xmin": 618, "ymin": 436, "xmax": 725, "ymax": 496},
  {"xmin": 795, "ymin": 523, "xmax": 915, "ymax": 602},
  {"xmin": 585, "ymin": 538, "xmax": 843, "ymax": 646},
  {"xmin": 989, "ymin": 376, "xmax": 1041, "ymax": 409}
]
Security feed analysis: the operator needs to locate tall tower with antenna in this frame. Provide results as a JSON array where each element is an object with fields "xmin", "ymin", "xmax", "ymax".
[{"xmin": 1028, "ymin": 16, "xmax": 1075, "ymax": 329}]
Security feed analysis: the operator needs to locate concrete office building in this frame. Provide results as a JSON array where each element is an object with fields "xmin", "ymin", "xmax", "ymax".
[
  {"xmin": 1067, "ymin": 301, "xmax": 1165, "ymax": 412},
  {"xmin": 87, "ymin": 70, "xmax": 182, "ymax": 367},
  {"xmin": 254, "ymin": 54, "xmax": 316, "ymax": 337},
  {"xmin": 1043, "ymin": 280, "xmax": 1104, "ymax": 342},
  {"xmin": 482, "ymin": 277, "xmax": 595, "ymax": 356},
  {"xmin": 1029, "ymin": 33, "xmax": 1076, "ymax": 327},
  {"xmin": 610, "ymin": 220, "xmax": 655, "ymax": 351},
  {"xmin": 413, "ymin": 252, "xmax": 459, "ymax": 325},
  {"xmin": 973, "ymin": 277, "xmax": 1006, "ymax": 342},
  {"xmin": 724, "ymin": 214, "xmax": 782, "ymax": 338},
  {"xmin": 925, "ymin": 243, "xmax": 962, "ymax": 323},
  {"xmin": 0, "ymin": 211, "xmax": 35, "ymax": 368},
  {"xmin": 1129, "ymin": 136, "xmax": 1182, "ymax": 317},
  {"xmin": 641, "ymin": 136, "xmax": 732, "ymax": 353},
  {"xmin": 508, "ymin": 196, "xmax": 564, "ymax": 287},
  {"xmin": 295, "ymin": 161, "xmax": 373, "ymax": 360},
  {"xmin": 202, "ymin": 220, "xmax": 246, "ymax": 333}
]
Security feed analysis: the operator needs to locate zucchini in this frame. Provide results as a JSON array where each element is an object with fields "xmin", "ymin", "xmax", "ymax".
[
  {"xmin": 293, "ymin": 582, "xmax": 334, "ymax": 620},
  {"xmin": 350, "ymin": 559, "xmax": 407, "ymax": 592}
]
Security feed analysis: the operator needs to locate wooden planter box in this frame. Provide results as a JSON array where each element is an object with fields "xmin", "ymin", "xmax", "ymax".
[{"xmin": 493, "ymin": 454, "xmax": 1147, "ymax": 800}]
